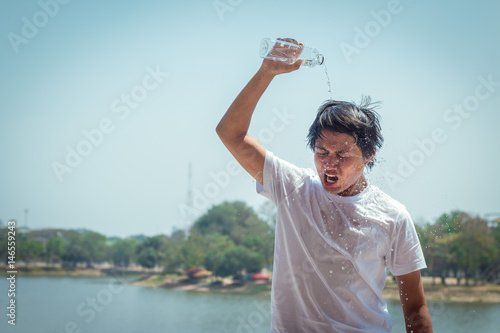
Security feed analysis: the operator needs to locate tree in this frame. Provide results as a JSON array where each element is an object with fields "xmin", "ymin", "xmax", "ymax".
[
  {"xmin": 163, "ymin": 231, "xmax": 186, "ymax": 273},
  {"xmin": 18, "ymin": 239, "xmax": 44, "ymax": 263},
  {"xmin": 188, "ymin": 201, "xmax": 274, "ymax": 275},
  {"xmin": 203, "ymin": 233, "xmax": 235, "ymax": 273},
  {"xmin": 487, "ymin": 220, "xmax": 500, "ymax": 283},
  {"xmin": 215, "ymin": 246, "xmax": 264, "ymax": 278},
  {"xmin": 136, "ymin": 247, "xmax": 157, "ymax": 269},
  {"xmin": 81, "ymin": 231, "xmax": 110, "ymax": 267},
  {"xmin": 192, "ymin": 201, "xmax": 272, "ymax": 245},
  {"xmin": 45, "ymin": 236, "xmax": 65, "ymax": 263},
  {"xmin": 181, "ymin": 230, "xmax": 207, "ymax": 269},
  {"xmin": 111, "ymin": 239, "xmax": 139, "ymax": 267},
  {"xmin": 62, "ymin": 231, "xmax": 89, "ymax": 267},
  {"xmin": 135, "ymin": 235, "xmax": 170, "ymax": 269},
  {"xmin": 0, "ymin": 228, "xmax": 9, "ymax": 264},
  {"xmin": 450, "ymin": 213, "xmax": 497, "ymax": 285}
]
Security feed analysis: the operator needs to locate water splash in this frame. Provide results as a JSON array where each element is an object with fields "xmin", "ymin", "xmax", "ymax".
[{"xmin": 324, "ymin": 65, "xmax": 333, "ymax": 99}]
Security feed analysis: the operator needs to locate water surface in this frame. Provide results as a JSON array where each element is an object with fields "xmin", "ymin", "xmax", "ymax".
[{"xmin": 0, "ymin": 276, "xmax": 498, "ymax": 332}]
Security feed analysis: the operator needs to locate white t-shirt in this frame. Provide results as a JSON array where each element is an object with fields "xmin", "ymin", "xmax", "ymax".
[{"xmin": 256, "ymin": 151, "xmax": 427, "ymax": 333}]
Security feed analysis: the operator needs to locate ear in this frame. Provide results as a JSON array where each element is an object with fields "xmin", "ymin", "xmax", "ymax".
[{"xmin": 364, "ymin": 150, "xmax": 376, "ymax": 166}]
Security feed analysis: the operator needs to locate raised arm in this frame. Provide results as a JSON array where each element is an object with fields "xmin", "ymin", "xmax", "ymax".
[{"xmin": 216, "ymin": 41, "xmax": 302, "ymax": 184}]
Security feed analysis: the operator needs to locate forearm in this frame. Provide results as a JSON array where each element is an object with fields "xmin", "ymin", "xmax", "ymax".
[
  {"xmin": 215, "ymin": 51, "xmax": 301, "ymax": 183},
  {"xmin": 403, "ymin": 304, "xmax": 433, "ymax": 333},
  {"xmin": 397, "ymin": 272, "xmax": 433, "ymax": 333},
  {"xmin": 216, "ymin": 67, "xmax": 275, "ymax": 141}
]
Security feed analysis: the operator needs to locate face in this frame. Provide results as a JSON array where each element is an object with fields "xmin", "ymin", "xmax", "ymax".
[{"xmin": 313, "ymin": 129, "xmax": 373, "ymax": 196}]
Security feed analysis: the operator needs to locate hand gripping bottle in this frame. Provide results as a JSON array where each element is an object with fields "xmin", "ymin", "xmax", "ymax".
[{"xmin": 259, "ymin": 38, "xmax": 324, "ymax": 68}]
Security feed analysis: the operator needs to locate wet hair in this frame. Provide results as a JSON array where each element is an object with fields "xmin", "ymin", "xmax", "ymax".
[{"xmin": 307, "ymin": 96, "xmax": 384, "ymax": 169}]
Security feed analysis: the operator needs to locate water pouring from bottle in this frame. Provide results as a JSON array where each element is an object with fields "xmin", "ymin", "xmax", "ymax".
[
  {"xmin": 259, "ymin": 38, "xmax": 332, "ymax": 99},
  {"xmin": 259, "ymin": 38, "xmax": 324, "ymax": 67}
]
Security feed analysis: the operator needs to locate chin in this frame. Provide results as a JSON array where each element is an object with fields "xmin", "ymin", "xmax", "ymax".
[{"xmin": 322, "ymin": 183, "xmax": 343, "ymax": 194}]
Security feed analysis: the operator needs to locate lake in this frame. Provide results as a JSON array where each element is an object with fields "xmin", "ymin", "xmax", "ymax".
[{"xmin": 1, "ymin": 275, "xmax": 499, "ymax": 332}]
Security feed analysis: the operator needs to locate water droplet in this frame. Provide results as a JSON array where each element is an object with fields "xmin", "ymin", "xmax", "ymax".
[
  {"xmin": 341, "ymin": 266, "xmax": 345, "ymax": 270},
  {"xmin": 329, "ymin": 270, "xmax": 333, "ymax": 274},
  {"xmin": 324, "ymin": 65, "xmax": 333, "ymax": 99},
  {"xmin": 400, "ymin": 281, "xmax": 404, "ymax": 284}
]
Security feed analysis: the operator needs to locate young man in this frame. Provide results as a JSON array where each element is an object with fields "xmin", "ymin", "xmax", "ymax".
[{"xmin": 216, "ymin": 39, "xmax": 432, "ymax": 332}]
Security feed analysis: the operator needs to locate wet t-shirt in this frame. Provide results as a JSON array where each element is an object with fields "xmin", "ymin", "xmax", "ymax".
[{"xmin": 256, "ymin": 151, "xmax": 427, "ymax": 333}]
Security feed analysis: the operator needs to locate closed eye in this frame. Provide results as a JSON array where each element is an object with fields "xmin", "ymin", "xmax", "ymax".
[
  {"xmin": 315, "ymin": 146, "xmax": 329, "ymax": 156},
  {"xmin": 336, "ymin": 152, "xmax": 349, "ymax": 159}
]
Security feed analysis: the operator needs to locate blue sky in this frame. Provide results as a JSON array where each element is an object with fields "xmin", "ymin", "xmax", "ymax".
[{"xmin": 1, "ymin": 0, "xmax": 499, "ymax": 238}]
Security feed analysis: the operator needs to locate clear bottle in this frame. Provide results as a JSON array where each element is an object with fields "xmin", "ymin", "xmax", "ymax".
[{"xmin": 259, "ymin": 38, "xmax": 324, "ymax": 68}]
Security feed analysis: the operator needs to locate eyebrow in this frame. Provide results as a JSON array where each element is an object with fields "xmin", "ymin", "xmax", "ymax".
[{"xmin": 315, "ymin": 146, "xmax": 350, "ymax": 154}]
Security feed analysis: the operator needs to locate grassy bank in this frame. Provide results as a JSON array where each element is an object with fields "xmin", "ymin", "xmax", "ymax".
[
  {"xmin": 0, "ymin": 267, "xmax": 146, "ymax": 278},
  {"xmin": 384, "ymin": 277, "xmax": 500, "ymax": 303},
  {"xmin": 130, "ymin": 274, "xmax": 272, "ymax": 295},
  {"xmin": 0, "ymin": 267, "xmax": 106, "ymax": 277},
  {"xmin": 133, "ymin": 274, "xmax": 500, "ymax": 303}
]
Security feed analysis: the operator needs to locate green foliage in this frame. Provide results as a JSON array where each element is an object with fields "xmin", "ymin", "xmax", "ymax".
[
  {"xmin": 111, "ymin": 239, "xmax": 139, "ymax": 267},
  {"xmin": 136, "ymin": 247, "xmax": 157, "ymax": 269},
  {"xmin": 186, "ymin": 201, "xmax": 274, "ymax": 277},
  {"xmin": 45, "ymin": 237, "xmax": 64, "ymax": 263},
  {"xmin": 135, "ymin": 235, "xmax": 170, "ymax": 269},
  {"xmin": 1, "ymin": 204, "xmax": 497, "ymax": 285},
  {"xmin": 193, "ymin": 201, "xmax": 273, "ymax": 245},
  {"xmin": 18, "ymin": 238, "xmax": 44, "ymax": 262},
  {"xmin": 81, "ymin": 231, "xmax": 109, "ymax": 264},
  {"xmin": 421, "ymin": 211, "xmax": 498, "ymax": 285},
  {"xmin": 202, "ymin": 233, "xmax": 235, "ymax": 272},
  {"xmin": 215, "ymin": 246, "xmax": 264, "ymax": 277},
  {"xmin": 61, "ymin": 231, "xmax": 89, "ymax": 266}
]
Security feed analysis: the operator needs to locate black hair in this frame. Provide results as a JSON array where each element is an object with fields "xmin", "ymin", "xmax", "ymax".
[{"xmin": 307, "ymin": 96, "xmax": 384, "ymax": 169}]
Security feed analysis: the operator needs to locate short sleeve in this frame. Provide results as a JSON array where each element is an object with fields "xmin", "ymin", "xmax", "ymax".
[
  {"xmin": 385, "ymin": 210, "xmax": 427, "ymax": 276},
  {"xmin": 256, "ymin": 150, "xmax": 310, "ymax": 205}
]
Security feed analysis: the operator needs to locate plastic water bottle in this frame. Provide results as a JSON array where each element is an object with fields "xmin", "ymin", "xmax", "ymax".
[{"xmin": 259, "ymin": 38, "xmax": 324, "ymax": 68}]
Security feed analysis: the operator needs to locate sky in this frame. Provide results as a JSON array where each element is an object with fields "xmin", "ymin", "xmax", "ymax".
[{"xmin": 1, "ymin": 0, "xmax": 499, "ymax": 238}]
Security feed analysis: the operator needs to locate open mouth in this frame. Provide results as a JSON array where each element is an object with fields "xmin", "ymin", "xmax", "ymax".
[{"xmin": 325, "ymin": 173, "xmax": 338, "ymax": 184}]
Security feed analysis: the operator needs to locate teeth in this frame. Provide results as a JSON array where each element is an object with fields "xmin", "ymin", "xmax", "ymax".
[{"xmin": 325, "ymin": 174, "xmax": 338, "ymax": 183}]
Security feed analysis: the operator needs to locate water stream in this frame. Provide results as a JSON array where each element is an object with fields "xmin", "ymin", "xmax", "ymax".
[{"xmin": 324, "ymin": 64, "xmax": 333, "ymax": 100}]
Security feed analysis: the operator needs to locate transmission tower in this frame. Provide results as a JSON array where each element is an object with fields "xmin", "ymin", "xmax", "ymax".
[
  {"xmin": 183, "ymin": 163, "xmax": 195, "ymax": 235},
  {"xmin": 24, "ymin": 209, "xmax": 29, "ymax": 229}
]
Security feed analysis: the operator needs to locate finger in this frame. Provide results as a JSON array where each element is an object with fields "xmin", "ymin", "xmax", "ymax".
[
  {"xmin": 278, "ymin": 38, "xmax": 299, "ymax": 45},
  {"xmin": 284, "ymin": 38, "xmax": 299, "ymax": 45},
  {"xmin": 293, "ymin": 60, "xmax": 303, "ymax": 69}
]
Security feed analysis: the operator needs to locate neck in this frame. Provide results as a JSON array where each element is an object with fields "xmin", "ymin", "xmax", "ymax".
[{"xmin": 338, "ymin": 176, "xmax": 368, "ymax": 196}]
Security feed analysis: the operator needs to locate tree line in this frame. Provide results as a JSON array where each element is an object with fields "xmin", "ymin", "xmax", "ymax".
[
  {"xmin": 0, "ymin": 203, "xmax": 498, "ymax": 283},
  {"xmin": 417, "ymin": 211, "xmax": 499, "ymax": 286},
  {"xmin": 0, "ymin": 201, "xmax": 275, "ymax": 279}
]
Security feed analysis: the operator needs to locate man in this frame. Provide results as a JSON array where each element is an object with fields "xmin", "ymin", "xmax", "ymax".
[{"xmin": 216, "ymin": 39, "xmax": 432, "ymax": 332}]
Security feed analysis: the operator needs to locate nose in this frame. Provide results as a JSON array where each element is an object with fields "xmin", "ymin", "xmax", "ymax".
[{"xmin": 323, "ymin": 156, "xmax": 340, "ymax": 170}]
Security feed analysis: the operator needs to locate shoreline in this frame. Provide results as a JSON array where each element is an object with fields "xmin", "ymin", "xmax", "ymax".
[
  {"xmin": 5, "ymin": 268, "xmax": 500, "ymax": 303},
  {"xmin": 383, "ymin": 281, "xmax": 500, "ymax": 303},
  {"xmin": 132, "ymin": 273, "xmax": 500, "ymax": 303}
]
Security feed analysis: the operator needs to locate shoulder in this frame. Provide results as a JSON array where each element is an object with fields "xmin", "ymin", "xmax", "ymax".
[
  {"xmin": 364, "ymin": 185, "xmax": 412, "ymax": 225},
  {"xmin": 259, "ymin": 150, "xmax": 320, "ymax": 203},
  {"xmin": 265, "ymin": 150, "xmax": 317, "ymax": 182}
]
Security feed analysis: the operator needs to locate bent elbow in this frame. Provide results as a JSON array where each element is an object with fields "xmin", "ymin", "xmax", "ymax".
[{"xmin": 215, "ymin": 122, "xmax": 225, "ymax": 141}]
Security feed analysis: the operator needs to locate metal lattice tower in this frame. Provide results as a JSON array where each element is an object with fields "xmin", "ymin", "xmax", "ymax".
[
  {"xmin": 24, "ymin": 209, "xmax": 29, "ymax": 229},
  {"xmin": 184, "ymin": 163, "xmax": 195, "ymax": 235}
]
